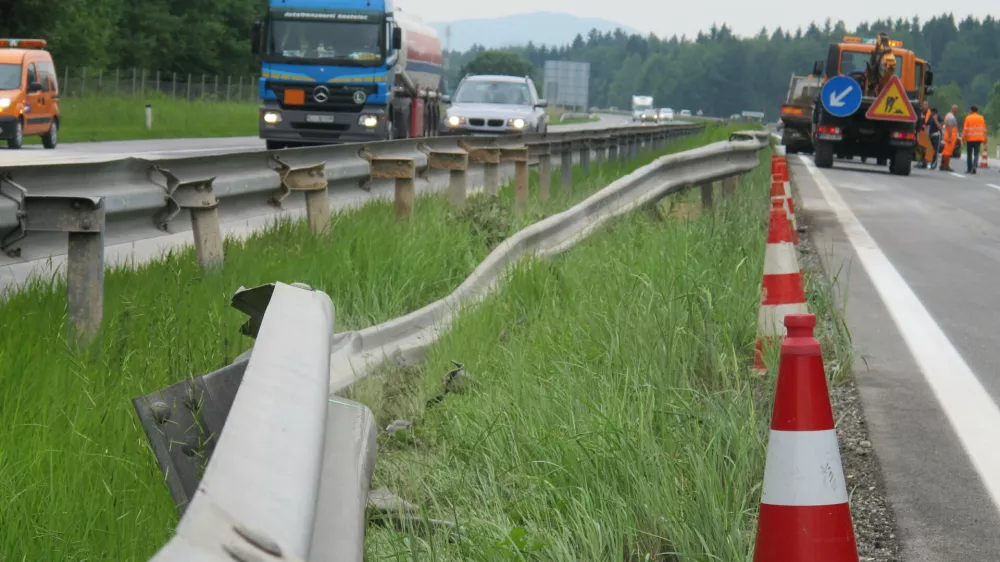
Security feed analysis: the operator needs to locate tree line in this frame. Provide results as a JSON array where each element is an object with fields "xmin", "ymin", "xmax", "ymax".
[
  {"xmin": 446, "ymin": 14, "xmax": 1000, "ymax": 127},
  {"xmin": 2, "ymin": 3, "xmax": 999, "ymax": 125}
]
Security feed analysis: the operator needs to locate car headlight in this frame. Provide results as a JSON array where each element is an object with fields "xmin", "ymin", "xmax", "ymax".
[
  {"xmin": 447, "ymin": 115, "xmax": 464, "ymax": 127},
  {"xmin": 510, "ymin": 118, "xmax": 526, "ymax": 129},
  {"xmin": 358, "ymin": 114, "xmax": 379, "ymax": 128},
  {"xmin": 0, "ymin": 98, "xmax": 11, "ymax": 110},
  {"xmin": 262, "ymin": 111, "xmax": 281, "ymax": 124}
]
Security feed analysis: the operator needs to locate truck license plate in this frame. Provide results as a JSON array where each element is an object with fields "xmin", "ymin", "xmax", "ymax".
[{"xmin": 306, "ymin": 114, "xmax": 335, "ymax": 124}]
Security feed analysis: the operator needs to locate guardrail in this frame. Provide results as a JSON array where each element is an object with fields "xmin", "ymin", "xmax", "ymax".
[
  {"xmin": 135, "ymin": 129, "xmax": 771, "ymax": 561},
  {"xmin": 0, "ymin": 122, "xmax": 704, "ymax": 340}
]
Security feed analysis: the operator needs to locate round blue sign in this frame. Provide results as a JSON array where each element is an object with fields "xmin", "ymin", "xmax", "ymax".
[{"xmin": 821, "ymin": 75, "xmax": 862, "ymax": 118}]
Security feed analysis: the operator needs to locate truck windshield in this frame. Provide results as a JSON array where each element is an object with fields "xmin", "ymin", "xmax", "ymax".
[
  {"xmin": 0, "ymin": 63, "xmax": 21, "ymax": 89},
  {"xmin": 454, "ymin": 80, "xmax": 532, "ymax": 105},
  {"xmin": 266, "ymin": 16, "xmax": 383, "ymax": 66},
  {"xmin": 840, "ymin": 51, "xmax": 903, "ymax": 79}
]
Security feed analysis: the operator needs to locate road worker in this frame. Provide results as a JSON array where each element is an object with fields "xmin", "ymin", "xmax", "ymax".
[
  {"xmin": 916, "ymin": 101, "xmax": 931, "ymax": 168},
  {"xmin": 962, "ymin": 104, "xmax": 987, "ymax": 174},
  {"xmin": 927, "ymin": 108, "xmax": 943, "ymax": 169},
  {"xmin": 940, "ymin": 104, "xmax": 960, "ymax": 172}
]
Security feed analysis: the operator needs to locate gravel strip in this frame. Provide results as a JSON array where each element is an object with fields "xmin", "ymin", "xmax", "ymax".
[{"xmin": 796, "ymin": 200, "xmax": 904, "ymax": 562}]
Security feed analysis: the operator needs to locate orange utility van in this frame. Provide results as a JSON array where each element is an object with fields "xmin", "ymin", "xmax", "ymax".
[{"xmin": 0, "ymin": 38, "xmax": 59, "ymax": 149}]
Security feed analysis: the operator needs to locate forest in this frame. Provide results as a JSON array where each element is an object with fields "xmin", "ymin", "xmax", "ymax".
[{"xmin": 2, "ymin": 3, "xmax": 998, "ymax": 122}]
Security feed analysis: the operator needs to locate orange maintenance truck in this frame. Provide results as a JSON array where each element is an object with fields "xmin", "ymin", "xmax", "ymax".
[{"xmin": 0, "ymin": 38, "xmax": 60, "ymax": 149}]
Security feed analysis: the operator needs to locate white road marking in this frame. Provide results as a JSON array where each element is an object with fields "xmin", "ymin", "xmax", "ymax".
[
  {"xmin": 799, "ymin": 154, "xmax": 1000, "ymax": 515},
  {"xmin": 950, "ymin": 172, "xmax": 966, "ymax": 179},
  {"xmin": 987, "ymin": 184, "xmax": 1000, "ymax": 192}
]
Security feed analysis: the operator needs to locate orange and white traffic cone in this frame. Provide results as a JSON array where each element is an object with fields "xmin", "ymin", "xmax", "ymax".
[
  {"xmin": 981, "ymin": 151, "xmax": 989, "ymax": 169},
  {"xmin": 753, "ymin": 199, "xmax": 807, "ymax": 373},
  {"xmin": 752, "ymin": 313, "xmax": 859, "ymax": 561},
  {"xmin": 771, "ymin": 180, "xmax": 798, "ymax": 245},
  {"xmin": 774, "ymin": 160, "xmax": 799, "ymax": 232}
]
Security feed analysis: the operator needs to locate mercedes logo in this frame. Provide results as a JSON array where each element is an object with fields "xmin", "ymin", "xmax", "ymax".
[
  {"xmin": 313, "ymin": 85, "xmax": 330, "ymax": 103},
  {"xmin": 353, "ymin": 90, "xmax": 367, "ymax": 105}
]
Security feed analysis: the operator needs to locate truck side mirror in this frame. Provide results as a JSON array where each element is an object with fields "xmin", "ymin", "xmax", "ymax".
[
  {"xmin": 441, "ymin": 95, "xmax": 451, "ymax": 104},
  {"xmin": 27, "ymin": 81, "xmax": 43, "ymax": 93},
  {"xmin": 392, "ymin": 28, "xmax": 402, "ymax": 50},
  {"xmin": 251, "ymin": 20, "xmax": 262, "ymax": 56},
  {"xmin": 812, "ymin": 60, "xmax": 824, "ymax": 77},
  {"xmin": 925, "ymin": 70, "xmax": 934, "ymax": 86},
  {"xmin": 535, "ymin": 99, "xmax": 548, "ymax": 108}
]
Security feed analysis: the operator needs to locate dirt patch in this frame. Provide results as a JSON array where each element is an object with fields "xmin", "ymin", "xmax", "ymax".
[{"xmin": 797, "ymin": 201, "xmax": 904, "ymax": 562}]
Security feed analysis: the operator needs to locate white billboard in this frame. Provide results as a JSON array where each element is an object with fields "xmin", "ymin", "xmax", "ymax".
[{"xmin": 543, "ymin": 60, "xmax": 590, "ymax": 109}]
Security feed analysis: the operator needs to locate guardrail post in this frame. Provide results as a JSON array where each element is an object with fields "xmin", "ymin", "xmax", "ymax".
[
  {"xmin": 608, "ymin": 133, "xmax": 619, "ymax": 162},
  {"xmin": 559, "ymin": 142, "xmax": 573, "ymax": 192},
  {"xmin": 620, "ymin": 133, "xmax": 631, "ymax": 163},
  {"xmin": 462, "ymin": 144, "xmax": 501, "ymax": 196},
  {"xmin": 722, "ymin": 176, "xmax": 738, "ymax": 197},
  {"xmin": 579, "ymin": 139, "xmax": 591, "ymax": 171},
  {"xmin": 428, "ymin": 149, "xmax": 469, "ymax": 209},
  {"xmin": 500, "ymin": 146, "xmax": 530, "ymax": 208},
  {"xmin": 269, "ymin": 157, "xmax": 331, "ymax": 234},
  {"xmin": 2, "ymin": 190, "xmax": 107, "ymax": 343},
  {"xmin": 149, "ymin": 166, "xmax": 224, "ymax": 269},
  {"xmin": 593, "ymin": 136, "xmax": 607, "ymax": 163},
  {"xmin": 701, "ymin": 181, "xmax": 715, "ymax": 210},
  {"xmin": 368, "ymin": 156, "xmax": 417, "ymax": 220},
  {"xmin": 535, "ymin": 145, "xmax": 552, "ymax": 201}
]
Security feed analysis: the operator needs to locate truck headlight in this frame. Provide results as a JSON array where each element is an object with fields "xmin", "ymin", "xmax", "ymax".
[
  {"xmin": 262, "ymin": 111, "xmax": 281, "ymax": 124},
  {"xmin": 0, "ymin": 98, "xmax": 11, "ymax": 110},
  {"xmin": 510, "ymin": 118, "xmax": 526, "ymax": 129},
  {"xmin": 447, "ymin": 115, "xmax": 463, "ymax": 127},
  {"xmin": 359, "ymin": 115, "xmax": 379, "ymax": 128}
]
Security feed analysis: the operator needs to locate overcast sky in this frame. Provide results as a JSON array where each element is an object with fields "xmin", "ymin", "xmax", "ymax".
[{"xmin": 397, "ymin": 0, "xmax": 993, "ymax": 40}]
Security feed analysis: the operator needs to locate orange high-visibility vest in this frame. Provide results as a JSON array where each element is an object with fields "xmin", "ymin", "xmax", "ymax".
[{"xmin": 963, "ymin": 113, "xmax": 987, "ymax": 142}]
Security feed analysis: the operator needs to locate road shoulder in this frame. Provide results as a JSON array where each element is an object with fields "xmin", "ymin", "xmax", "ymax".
[{"xmin": 791, "ymin": 155, "xmax": 1000, "ymax": 562}]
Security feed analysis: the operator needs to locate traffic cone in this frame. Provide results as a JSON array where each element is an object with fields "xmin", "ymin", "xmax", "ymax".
[
  {"xmin": 774, "ymin": 160, "xmax": 799, "ymax": 232},
  {"xmin": 752, "ymin": 313, "xmax": 859, "ymax": 561},
  {"xmin": 753, "ymin": 199, "xmax": 807, "ymax": 373},
  {"xmin": 771, "ymin": 180, "xmax": 798, "ymax": 245},
  {"xmin": 981, "ymin": 151, "xmax": 989, "ymax": 169}
]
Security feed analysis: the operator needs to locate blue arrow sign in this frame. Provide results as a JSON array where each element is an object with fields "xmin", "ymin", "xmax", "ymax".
[{"xmin": 821, "ymin": 75, "xmax": 862, "ymax": 118}]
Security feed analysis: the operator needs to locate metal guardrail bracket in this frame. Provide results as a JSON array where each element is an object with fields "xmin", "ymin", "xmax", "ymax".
[
  {"xmin": 459, "ymin": 142, "xmax": 501, "ymax": 165},
  {"xmin": 132, "ymin": 356, "xmax": 250, "ymax": 515},
  {"xmin": 20, "ymin": 194, "xmax": 106, "ymax": 233},
  {"xmin": 367, "ymin": 157, "xmax": 416, "ymax": 179},
  {"xmin": 498, "ymin": 146, "xmax": 529, "ymax": 163},
  {"xmin": 267, "ymin": 156, "xmax": 328, "ymax": 208},
  {"xmin": 0, "ymin": 173, "xmax": 28, "ymax": 256},
  {"xmin": 148, "ymin": 165, "xmax": 218, "ymax": 231},
  {"xmin": 427, "ymin": 150, "xmax": 469, "ymax": 171}
]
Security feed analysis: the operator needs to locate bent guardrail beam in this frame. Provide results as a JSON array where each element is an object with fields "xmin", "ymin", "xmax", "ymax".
[{"xmin": 144, "ymin": 281, "xmax": 375, "ymax": 562}]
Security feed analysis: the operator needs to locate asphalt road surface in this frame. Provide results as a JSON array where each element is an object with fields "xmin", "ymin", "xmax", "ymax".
[
  {"xmin": 793, "ymin": 154, "xmax": 1000, "ymax": 561},
  {"xmin": 0, "ymin": 113, "xmax": 642, "ymax": 166}
]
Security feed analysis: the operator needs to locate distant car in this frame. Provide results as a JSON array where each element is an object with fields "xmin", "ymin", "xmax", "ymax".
[
  {"xmin": 439, "ymin": 74, "xmax": 548, "ymax": 136},
  {"xmin": 657, "ymin": 108, "xmax": 674, "ymax": 121},
  {"xmin": 680, "ymin": 109, "xmax": 692, "ymax": 117}
]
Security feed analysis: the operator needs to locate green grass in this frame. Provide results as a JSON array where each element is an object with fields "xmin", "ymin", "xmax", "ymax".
[
  {"xmin": 25, "ymin": 93, "xmax": 257, "ymax": 144},
  {"xmin": 0, "ymin": 125, "xmax": 742, "ymax": 561},
  {"xmin": 346, "ymin": 145, "xmax": 854, "ymax": 561}
]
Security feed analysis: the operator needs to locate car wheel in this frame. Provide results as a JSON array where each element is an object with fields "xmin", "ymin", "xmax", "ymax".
[
  {"xmin": 7, "ymin": 119, "xmax": 23, "ymax": 149},
  {"xmin": 42, "ymin": 120, "xmax": 58, "ymax": 149}
]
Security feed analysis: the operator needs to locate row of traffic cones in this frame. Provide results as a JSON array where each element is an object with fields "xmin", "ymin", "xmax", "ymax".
[{"xmin": 751, "ymin": 154, "xmax": 859, "ymax": 561}]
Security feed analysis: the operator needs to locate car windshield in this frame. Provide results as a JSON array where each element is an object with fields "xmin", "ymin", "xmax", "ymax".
[
  {"xmin": 454, "ymin": 80, "xmax": 532, "ymax": 105},
  {"xmin": 266, "ymin": 16, "xmax": 383, "ymax": 65},
  {"xmin": 0, "ymin": 63, "xmax": 21, "ymax": 89}
]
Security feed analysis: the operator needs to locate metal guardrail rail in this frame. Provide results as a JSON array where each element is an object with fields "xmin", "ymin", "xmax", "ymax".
[{"xmin": 134, "ymin": 128, "xmax": 771, "ymax": 561}]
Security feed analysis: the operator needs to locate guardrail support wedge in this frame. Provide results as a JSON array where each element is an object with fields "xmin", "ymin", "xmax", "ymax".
[
  {"xmin": 149, "ymin": 166, "xmax": 224, "ymax": 270},
  {"xmin": 366, "ymin": 152, "xmax": 417, "ymax": 220},
  {"xmin": 499, "ymin": 146, "xmax": 529, "ymax": 207},
  {"xmin": 269, "ymin": 157, "xmax": 331, "ymax": 235},
  {"xmin": 701, "ymin": 181, "xmax": 715, "ymax": 210},
  {"xmin": 559, "ymin": 142, "xmax": 573, "ymax": 193},
  {"xmin": 5, "ymin": 189, "xmax": 106, "ymax": 343},
  {"xmin": 428, "ymin": 149, "xmax": 469, "ymax": 209},
  {"xmin": 461, "ymin": 143, "xmax": 501, "ymax": 196}
]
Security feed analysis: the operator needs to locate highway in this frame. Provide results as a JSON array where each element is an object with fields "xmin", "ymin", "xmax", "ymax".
[
  {"xmin": 0, "ymin": 113, "xmax": 636, "ymax": 166},
  {"xmin": 793, "ymin": 155, "xmax": 1000, "ymax": 561}
]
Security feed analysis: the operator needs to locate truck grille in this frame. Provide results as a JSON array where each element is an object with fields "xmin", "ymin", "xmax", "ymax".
[{"xmin": 267, "ymin": 82, "xmax": 378, "ymax": 113}]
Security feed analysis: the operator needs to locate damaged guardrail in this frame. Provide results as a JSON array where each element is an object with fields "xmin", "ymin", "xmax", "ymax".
[
  {"xmin": 1, "ymin": 122, "xmax": 705, "ymax": 342},
  {"xmin": 135, "ymin": 129, "xmax": 770, "ymax": 562}
]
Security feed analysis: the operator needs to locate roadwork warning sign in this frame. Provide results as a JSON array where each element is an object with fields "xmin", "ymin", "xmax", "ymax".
[{"xmin": 865, "ymin": 76, "xmax": 917, "ymax": 122}]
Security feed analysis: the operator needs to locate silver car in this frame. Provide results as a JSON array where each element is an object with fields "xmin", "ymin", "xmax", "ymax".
[{"xmin": 440, "ymin": 75, "xmax": 549, "ymax": 136}]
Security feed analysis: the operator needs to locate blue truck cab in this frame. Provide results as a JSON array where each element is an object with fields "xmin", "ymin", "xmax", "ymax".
[{"xmin": 251, "ymin": 0, "xmax": 431, "ymax": 149}]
